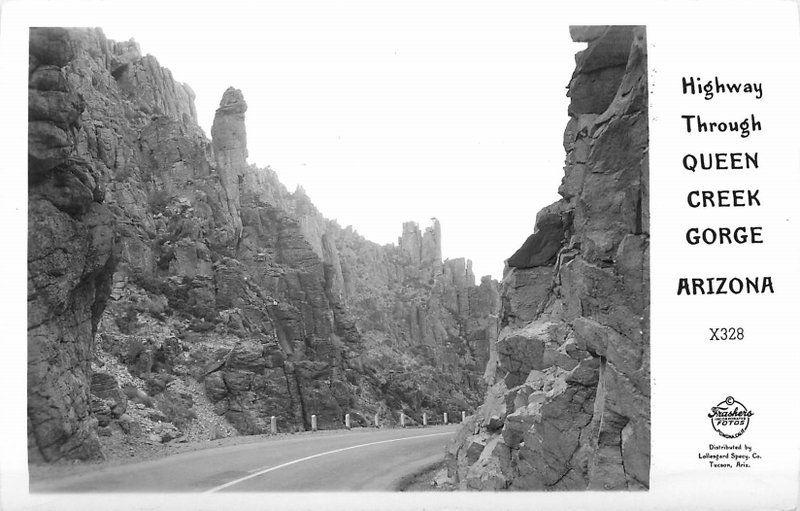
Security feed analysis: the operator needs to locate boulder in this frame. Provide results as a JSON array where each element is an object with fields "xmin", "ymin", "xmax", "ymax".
[
  {"xmin": 89, "ymin": 396, "xmax": 114, "ymax": 427},
  {"xmin": 507, "ymin": 202, "xmax": 572, "ymax": 269},
  {"xmin": 90, "ymin": 372, "xmax": 128, "ymax": 417},
  {"xmin": 465, "ymin": 437, "xmax": 512, "ymax": 490}
]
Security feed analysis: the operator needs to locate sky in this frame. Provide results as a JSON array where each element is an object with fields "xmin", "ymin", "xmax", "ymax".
[{"xmin": 93, "ymin": 1, "xmax": 580, "ymax": 280}]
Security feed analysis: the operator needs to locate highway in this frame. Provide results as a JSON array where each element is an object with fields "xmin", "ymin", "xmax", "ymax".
[{"xmin": 30, "ymin": 425, "xmax": 458, "ymax": 492}]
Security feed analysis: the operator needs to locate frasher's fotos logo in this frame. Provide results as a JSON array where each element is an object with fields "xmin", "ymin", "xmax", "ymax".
[{"xmin": 709, "ymin": 396, "xmax": 753, "ymax": 439}]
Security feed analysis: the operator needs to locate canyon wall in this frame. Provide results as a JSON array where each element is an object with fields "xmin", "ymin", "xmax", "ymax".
[
  {"xmin": 443, "ymin": 25, "xmax": 649, "ymax": 490},
  {"xmin": 27, "ymin": 27, "xmax": 498, "ymax": 462}
]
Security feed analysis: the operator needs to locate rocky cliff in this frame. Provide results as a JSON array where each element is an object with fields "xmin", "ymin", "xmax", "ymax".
[
  {"xmin": 27, "ymin": 27, "xmax": 499, "ymax": 462},
  {"xmin": 442, "ymin": 26, "xmax": 649, "ymax": 490}
]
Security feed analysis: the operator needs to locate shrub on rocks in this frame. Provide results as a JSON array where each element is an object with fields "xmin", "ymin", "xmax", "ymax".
[{"xmin": 155, "ymin": 390, "xmax": 197, "ymax": 431}]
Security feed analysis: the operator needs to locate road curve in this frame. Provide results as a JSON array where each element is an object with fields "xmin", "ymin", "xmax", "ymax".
[{"xmin": 31, "ymin": 425, "xmax": 458, "ymax": 492}]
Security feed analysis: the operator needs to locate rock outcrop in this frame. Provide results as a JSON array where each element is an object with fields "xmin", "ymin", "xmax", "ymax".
[
  {"xmin": 443, "ymin": 26, "xmax": 649, "ymax": 490},
  {"xmin": 27, "ymin": 27, "xmax": 499, "ymax": 461},
  {"xmin": 28, "ymin": 28, "xmax": 116, "ymax": 462}
]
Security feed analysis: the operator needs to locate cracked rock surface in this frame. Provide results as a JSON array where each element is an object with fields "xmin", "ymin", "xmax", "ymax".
[
  {"xmin": 443, "ymin": 25, "xmax": 649, "ymax": 491},
  {"xmin": 27, "ymin": 27, "xmax": 499, "ymax": 462}
]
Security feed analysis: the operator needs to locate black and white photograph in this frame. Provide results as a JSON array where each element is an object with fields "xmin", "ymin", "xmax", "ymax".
[
  {"xmin": 2, "ymin": 1, "xmax": 800, "ymax": 510},
  {"xmin": 25, "ymin": 20, "xmax": 649, "ymax": 493}
]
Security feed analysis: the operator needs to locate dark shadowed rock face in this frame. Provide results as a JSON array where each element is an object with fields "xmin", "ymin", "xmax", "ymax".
[
  {"xmin": 444, "ymin": 26, "xmax": 649, "ymax": 491},
  {"xmin": 27, "ymin": 27, "xmax": 499, "ymax": 461},
  {"xmin": 27, "ymin": 28, "xmax": 116, "ymax": 462}
]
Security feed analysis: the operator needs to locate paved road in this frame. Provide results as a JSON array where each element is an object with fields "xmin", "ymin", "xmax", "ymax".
[{"xmin": 31, "ymin": 425, "xmax": 458, "ymax": 492}]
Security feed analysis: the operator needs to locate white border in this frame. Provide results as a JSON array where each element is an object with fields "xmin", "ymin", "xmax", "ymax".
[{"xmin": 2, "ymin": 1, "xmax": 800, "ymax": 509}]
